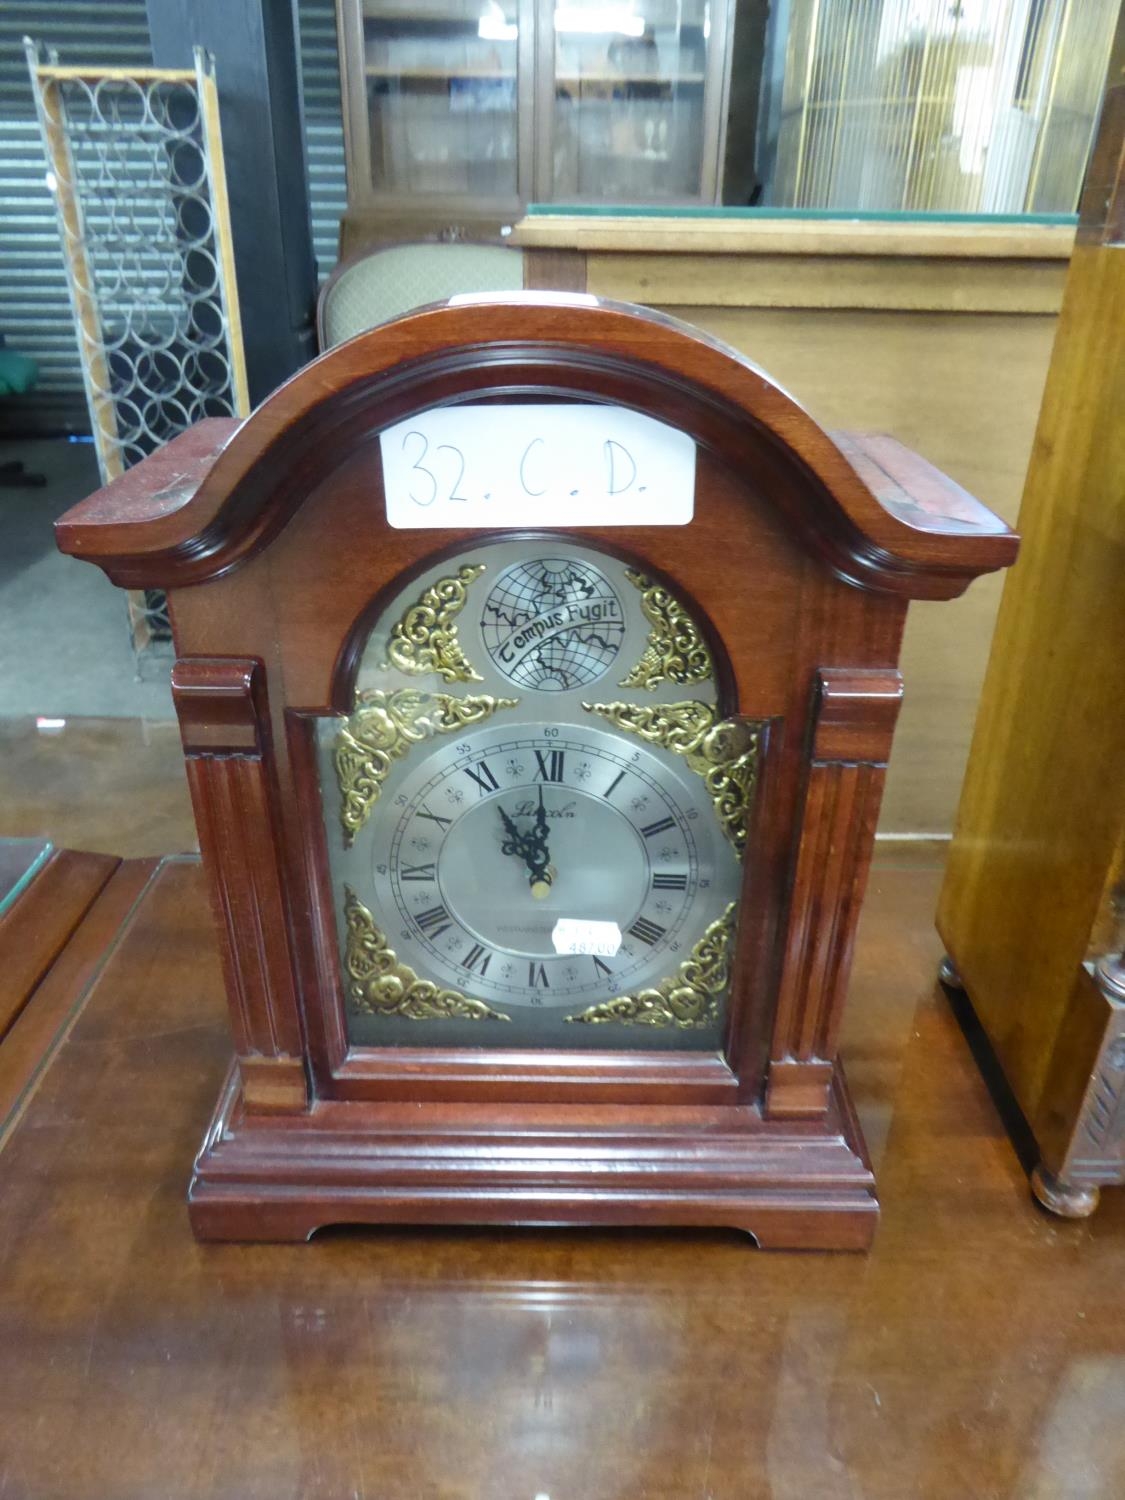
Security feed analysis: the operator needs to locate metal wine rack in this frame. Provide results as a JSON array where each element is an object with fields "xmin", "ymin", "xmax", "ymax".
[{"xmin": 25, "ymin": 40, "xmax": 249, "ymax": 658}]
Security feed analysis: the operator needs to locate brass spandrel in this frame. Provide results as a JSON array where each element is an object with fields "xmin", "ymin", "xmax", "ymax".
[
  {"xmin": 344, "ymin": 887, "xmax": 510, "ymax": 1021},
  {"xmin": 566, "ymin": 902, "xmax": 737, "ymax": 1028},
  {"xmin": 381, "ymin": 564, "xmax": 486, "ymax": 683},
  {"xmin": 618, "ymin": 568, "xmax": 713, "ymax": 690},
  {"xmin": 582, "ymin": 699, "xmax": 762, "ymax": 858},
  {"xmin": 335, "ymin": 688, "xmax": 518, "ymax": 845}
]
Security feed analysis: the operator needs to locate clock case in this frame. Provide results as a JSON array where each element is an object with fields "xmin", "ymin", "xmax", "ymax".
[{"xmin": 56, "ymin": 296, "xmax": 1017, "ymax": 1248}]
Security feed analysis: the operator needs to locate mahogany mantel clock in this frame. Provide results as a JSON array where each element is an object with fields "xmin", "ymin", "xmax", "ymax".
[{"xmin": 57, "ymin": 295, "xmax": 1016, "ymax": 1248}]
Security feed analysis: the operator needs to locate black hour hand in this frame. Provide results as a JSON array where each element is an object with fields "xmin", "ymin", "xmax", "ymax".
[
  {"xmin": 498, "ymin": 803, "xmax": 526, "ymax": 860},
  {"xmin": 497, "ymin": 801, "xmax": 552, "ymax": 892}
]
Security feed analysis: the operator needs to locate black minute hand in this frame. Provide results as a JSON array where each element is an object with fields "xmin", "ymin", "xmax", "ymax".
[{"xmin": 524, "ymin": 788, "xmax": 553, "ymax": 895}]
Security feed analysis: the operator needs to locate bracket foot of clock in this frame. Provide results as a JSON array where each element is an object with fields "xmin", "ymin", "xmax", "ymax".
[{"xmin": 188, "ymin": 1061, "xmax": 879, "ymax": 1250}]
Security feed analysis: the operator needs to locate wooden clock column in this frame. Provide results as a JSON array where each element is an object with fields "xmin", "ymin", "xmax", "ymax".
[
  {"xmin": 766, "ymin": 668, "xmax": 903, "ymax": 1120},
  {"xmin": 171, "ymin": 657, "xmax": 308, "ymax": 1114}
]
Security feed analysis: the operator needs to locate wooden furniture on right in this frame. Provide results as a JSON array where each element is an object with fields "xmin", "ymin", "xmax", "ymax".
[{"xmin": 936, "ymin": 14, "xmax": 1125, "ymax": 1219}]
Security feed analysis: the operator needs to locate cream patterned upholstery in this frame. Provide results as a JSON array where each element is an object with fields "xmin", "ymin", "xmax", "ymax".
[{"xmin": 319, "ymin": 242, "xmax": 525, "ymax": 349}]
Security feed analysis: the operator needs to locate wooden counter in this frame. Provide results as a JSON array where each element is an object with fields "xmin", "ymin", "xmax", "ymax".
[
  {"xmin": 516, "ymin": 214, "xmax": 1073, "ymax": 313},
  {"xmin": 514, "ymin": 213, "xmax": 1070, "ymax": 837}
]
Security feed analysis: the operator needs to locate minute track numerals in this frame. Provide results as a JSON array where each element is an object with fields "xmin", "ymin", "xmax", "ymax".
[{"xmin": 372, "ymin": 725, "xmax": 730, "ymax": 1010}]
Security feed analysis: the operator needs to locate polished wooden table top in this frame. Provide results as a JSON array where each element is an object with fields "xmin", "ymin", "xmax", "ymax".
[{"xmin": 1, "ymin": 854, "xmax": 1123, "ymax": 1499}]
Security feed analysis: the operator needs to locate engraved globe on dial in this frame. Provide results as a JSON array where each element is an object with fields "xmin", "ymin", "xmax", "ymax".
[{"xmin": 480, "ymin": 557, "xmax": 626, "ymax": 691}]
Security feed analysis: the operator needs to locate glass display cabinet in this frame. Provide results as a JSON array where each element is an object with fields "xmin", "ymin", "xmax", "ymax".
[
  {"xmin": 335, "ymin": 0, "xmax": 1116, "ymax": 226},
  {"xmin": 335, "ymin": 0, "xmax": 735, "ymax": 218}
]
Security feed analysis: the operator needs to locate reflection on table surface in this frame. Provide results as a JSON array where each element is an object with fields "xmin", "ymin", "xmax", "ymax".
[
  {"xmin": 0, "ymin": 715, "xmax": 195, "ymax": 859},
  {"xmin": 1, "ymin": 856, "xmax": 1123, "ymax": 1499}
]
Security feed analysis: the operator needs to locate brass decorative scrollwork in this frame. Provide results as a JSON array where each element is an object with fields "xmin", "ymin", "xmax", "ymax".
[
  {"xmin": 581, "ymin": 699, "xmax": 761, "ymax": 858},
  {"xmin": 618, "ymin": 568, "xmax": 713, "ymax": 689},
  {"xmin": 344, "ymin": 887, "xmax": 510, "ymax": 1021},
  {"xmin": 381, "ymin": 564, "xmax": 486, "ymax": 682},
  {"xmin": 566, "ymin": 902, "xmax": 737, "ymax": 1028},
  {"xmin": 335, "ymin": 688, "xmax": 518, "ymax": 845}
]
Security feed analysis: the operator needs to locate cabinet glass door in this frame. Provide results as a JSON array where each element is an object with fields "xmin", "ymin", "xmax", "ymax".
[
  {"xmin": 359, "ymin": 0, "xmax": 525, "ymax": 203},
  {"xmin": 544, "ymin": 0, "xmax": 720, "ymax": 202}
]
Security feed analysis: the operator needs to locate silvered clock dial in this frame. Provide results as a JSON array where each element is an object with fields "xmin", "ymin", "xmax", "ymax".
[{"xmin": 318, "ymin": 538, "xmax": 757, "ymax": 1052}]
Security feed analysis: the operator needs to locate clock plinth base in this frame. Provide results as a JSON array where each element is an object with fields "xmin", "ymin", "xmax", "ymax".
[{"xmin": 188, "ymin": 1061, "xmax": 878, "ymax": 1250}]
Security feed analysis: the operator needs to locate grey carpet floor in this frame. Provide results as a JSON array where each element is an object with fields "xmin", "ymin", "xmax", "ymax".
[{"xmin": 0, "ymin": 438, "xmax": 174, "ymax": 719}]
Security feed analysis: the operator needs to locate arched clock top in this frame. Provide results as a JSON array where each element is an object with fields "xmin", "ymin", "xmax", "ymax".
[{"xmin": 55, "ymin": 296, "xmax": 1016, "ymax": 600}]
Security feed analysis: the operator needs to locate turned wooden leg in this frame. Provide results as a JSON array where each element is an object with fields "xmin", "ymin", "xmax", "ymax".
[
  {"xmin": 1030, "ymin": 1164, "xmax": 1100, "ymax": 1220},
  {"xmin": 938, "ymin": 954, "xmax": 965, "ymax": 991}
]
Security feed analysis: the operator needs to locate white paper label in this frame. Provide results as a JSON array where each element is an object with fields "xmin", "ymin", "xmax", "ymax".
[
  {"xmin": 380, "ymin": 403, "xmax": 695, "ymax": 529},
  {"xmin": 551, "ymin": 918, "xmax": 623, "ymax": 958}
]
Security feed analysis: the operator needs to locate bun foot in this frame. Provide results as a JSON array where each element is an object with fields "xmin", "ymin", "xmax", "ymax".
[
  {"xmin": 1031, "ymin": 1164, "xmax": 1100, "ymax": 1219},
  {"xmin": 938, "ymin": 954, "xmax": 965, "ymax": 991}
]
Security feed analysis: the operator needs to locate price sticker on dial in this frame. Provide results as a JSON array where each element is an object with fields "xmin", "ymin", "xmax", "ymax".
[
  {"xmin": 551, "ymin": 918, "xmax": 623, "ymax": 958},
  {"xmin": 380, "ymin": 403, "xmax": 696, "ymax": 529}
]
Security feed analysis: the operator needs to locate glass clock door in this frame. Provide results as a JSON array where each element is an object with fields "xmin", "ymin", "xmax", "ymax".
[{"xmin": 317, "ymin": 536, "xmax": 761, "ymax": 1053}]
